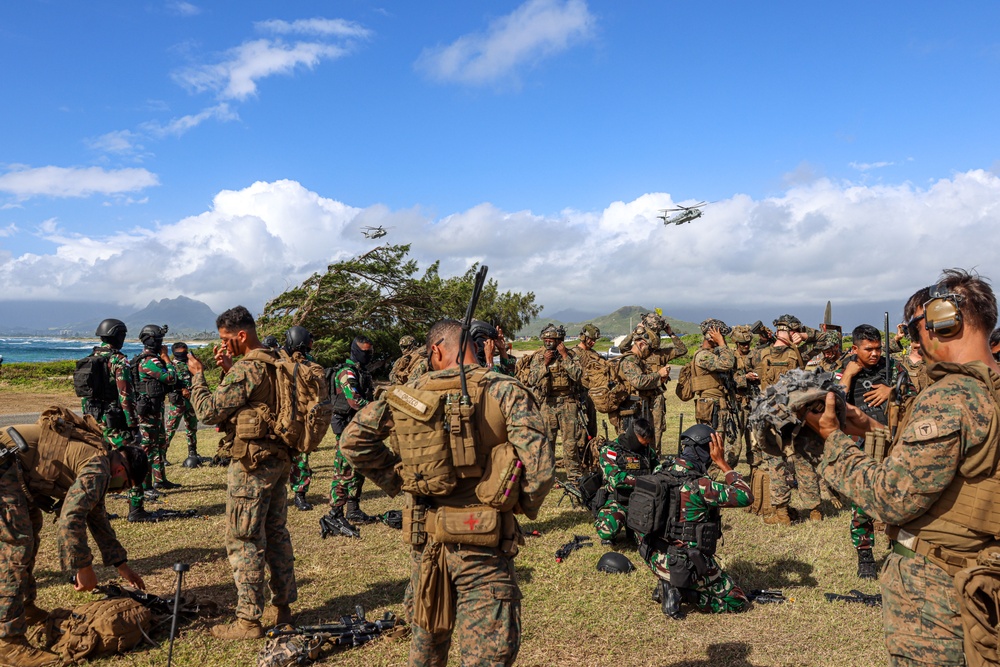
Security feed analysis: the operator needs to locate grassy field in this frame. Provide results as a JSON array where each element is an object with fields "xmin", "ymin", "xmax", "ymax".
[{"xmin": 22, "ymin": 380, "xmax": 887, "ymax": 667}]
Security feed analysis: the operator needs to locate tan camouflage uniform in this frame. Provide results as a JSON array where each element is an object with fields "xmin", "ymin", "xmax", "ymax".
[
  {"xmin": 692, "ymin": 345, "xmax": 738, "ymax": 465},
  {"xmin": 647, "ymin": 336, "xmax": 688, "ymax": 455},
  {"xmin": 525, "ymin": 349, "xmax": 586, "ymax": 483},
  {"xmin": 569, "ymin": 342, "xmax": 602, "ymax": 440},
  {"xmin": 190, "ymin": 348, "xmax": 297, "ymax": 623},
  {"xmin": 339, "ymin": 365, "xmax": 554, "ymax": 667},
  {"xmin": 818, "ymin": 361, "xmax": 1000, "ymax": 666},
  {"xmin": 731, "ymin": 341, "xmax": 757, "ymax": 465},
  {"xmin": 610, "ymin": 350, "xmax": 663, "ymax": 436}
]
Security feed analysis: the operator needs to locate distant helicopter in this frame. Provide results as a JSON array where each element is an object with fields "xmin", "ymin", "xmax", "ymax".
[
  {"xmin": 658, "ymin": 201, "xmax": 709, "ymax": 226},
  {"xmin": 361, "ymin": 225, "xmax": 389, "ymax": 239}
]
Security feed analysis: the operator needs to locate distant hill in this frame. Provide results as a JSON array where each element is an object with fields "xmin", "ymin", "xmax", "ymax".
[
  {"xmin": 1, "ymin": 296, "xmax": 218, "ymax": 338},
  {"xmin": 518, "ymin": 305, "xmax": 699, "ymax": 338},
  {"xmin": 123, "ymin": 297, "xmax": 218, "ymax": 338}
]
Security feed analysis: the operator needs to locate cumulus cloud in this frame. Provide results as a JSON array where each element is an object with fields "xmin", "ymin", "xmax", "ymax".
[
  {"xmin": 1, "ymin": 171, "xmax": 999, "ymax": 316},
  {"xmin": 850, "ymin": 160, "xmax": 895, "ymax": 171},
  {"xmin": 255, "ymin": 18, "xmax": 371, "ymax": 39},
  {"xmin": 416, "ymin": 0, "xmax": 595, "ymax": 86},
  {"xmin": 167, "ymin": 1, "xmax": 201, "ymax": 17},
  {"xmin": 0, "ymin": 166, "xmax": 159, "ymax": 199}
]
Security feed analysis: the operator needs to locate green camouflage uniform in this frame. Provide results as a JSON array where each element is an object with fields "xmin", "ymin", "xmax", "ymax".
[
  {"xmin": 0, "ymin": 424, "xmax": 128, "ymax": 640},
  {"xmin": 132, "ymin": 351, "xmax": 177, "ymax": 505},
  {"xmin": 593, "ymin": 436, "xmax": 657, "ymax": 541},
  {"xmin": 818, "ymin": 361, "xmax": 1000, "ymax": 666},
  {"xmin": 191, "ymin": 348, "xmax": 297, "ymax": 623},
  {"xmin": 329, "ymin": 359, "xmax": 371, "ymax": 508},
  {"xmin": 692, "ymin": 345, "xmax": 738, "ymax": 465},
  {"xmin": 80, "ymin": 343, "xmax": 137, "ymax": 448},
  {"xmin": 338, "ymin": 365, "xmax": 554, "ymax": 667},
  {"xmin": 165, "ymin": 356, "xmax": 198, "ymax": 454},
  {"xmin": 525, "ymin": 349, "xmax": 586, "ymax": 483},
  {"xmin": 642, "ymin": 458, "xmax": 752, "ymax": 613}
]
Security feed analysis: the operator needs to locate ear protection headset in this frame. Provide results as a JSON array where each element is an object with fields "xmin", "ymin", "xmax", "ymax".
[{"xmin": 923, "ymin": 283, "xmax": 964, "ymax": 338}]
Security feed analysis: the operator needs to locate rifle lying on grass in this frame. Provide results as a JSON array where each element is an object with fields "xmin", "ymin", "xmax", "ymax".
[
  {"xmin": 824, "ymin": 589, "xmax": 882, "ymax": 607},
  {"xmin": 555, "ymin": 535, "xmax": 593, "ymax": 563},
  {"xmin": 258, "ymin": 606, "xmax": 408, "ymax": 667},
  {"xmin": 748, "ymin": 589, "xmax": 788, "ymax": 604},
  {"xmin": 320, "ymin": 512, "xmax": 360, "ymax": 539}
]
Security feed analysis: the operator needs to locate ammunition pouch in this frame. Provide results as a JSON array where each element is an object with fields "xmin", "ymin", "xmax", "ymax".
[
  {"xmin": 694, "ymin": 397, "xmax": 718, "ymax": 424},
  {"xmin": 667, "ymin": 545, "xmax": 696, "ymax": 589},
  {"xmin": 863, "ymin": 426, "xmax": 891, "ymax": 463},
  {"xmin": 673, "ymin": 521, "xmax": 720, "ymax": 557},
  {"xmin": 433, "ymin": 505, "xmax": 500, "ymax": 548},
  {"xmin": 135, "ymin": 378, "xmax": 166, "ymax": 400},
  {"xmin": 404, "ymin": 504, "xmax": 428, "ymax": 547},
  {"xmin": 236, "ymin": 408, "xmax": 270, "ymax": 441},
  {"xmin": 134, "ymin": 394, "xmax": 162, "ymax": 419},
  {"xmin": 475, "ymin": 443, "xmax": 522, "ymax": 512}
]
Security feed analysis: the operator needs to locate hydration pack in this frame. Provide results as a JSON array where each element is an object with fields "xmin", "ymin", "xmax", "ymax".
[
  {"xmin": 586, "ymin": 357, "xmax": 629, "ymax": 413},
  {"xmin": 675, "ymin": 361, "xmax": 695, "ymax": 402},
  {"xmin": 73, "ymin": 348, "xmax": 115, "ymax": 401}
]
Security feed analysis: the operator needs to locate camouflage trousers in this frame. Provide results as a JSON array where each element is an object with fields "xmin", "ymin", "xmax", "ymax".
[
  {"xmin": 0, "ymin": 462, "xmax": 43, "ymax": 639},
  {"xmin": 404, "ymin": 542, "xmax": 521, "ymax": 667},
  {"xmin": 289, "ymin": 453, "xmax": 312, "ymax": 495},
  {"xmin": 329, "ymin": 438, "xmax": 363, "ymax": 508},
  {"xmin": 645, "ymin": 547, "xmax": 749, "ymax": 614},
  {"xmin": 224, "ymin": 453, "xmax": 297, "ymax": 621},
  {"xmin": 881, "ymin": 551, "xmax": 964, "ymax": 666},
  {"xmin": 731, "ymin": 398, "xmax": 753, "ymax": 466},
  {"xmin": 164, "ymin": 397, "xmax": 197, "ymax": 451},
  {"xmin": 850, "ymin": 503, "xmax": 875, "ymax": 550},
  {"xmin": 541, "ymin": 397, "xmax": 586, "ymax": 484},
  {"xmin": 694, "ymin": 397, "xmax": 738, "ymax": 467},
  {"xmin": 652, "ymin": 393, "xmax": 666, "ymax": 457},
  {"xmin": 763, "ymin": 449, "xmax": 821, "ymax": 510},
  {"xmin": 594, "ymin": 499, "xmax": 626, "ymax": 541},
  {"xmin": 132, "ymin": 414, "xmax": 168, "ymax": 508}
]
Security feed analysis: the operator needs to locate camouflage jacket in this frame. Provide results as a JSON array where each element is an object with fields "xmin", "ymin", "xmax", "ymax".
[
  {"xmin": 168, "ymin": 358, "xmax": 193, "ymax": 403},
  {"xmin": 618, "ymin": 352, "xmax": 662, "ymax": 396},
  {"xmin": 338, "ymin": 366, "xmax": 555, "ymax": 520},
  {"xmin": 807, "ymin": 352, "xmax": 844, "ymax": 374},
  {"xmin": 390, "ymin": 351, "xmax": 417, "ymax": 385},
  {"xmin": 190, "ymin": 348, "xmax": 278, "ymax": 431},
  {"xmin": 668, "ymin": 457, "xmax": 753, "ymax": 537},
  {"xmin": 81, "ymin": 344, "xmax": 138, "ymax": 440},
  {"xmin": 524, "ymin": 349, "xmax": 582, "ymax": 401},
  {"xmin": 335, "ymin": 359, "xmax": 372, "ymax": 412},
  {"xmin": 733, "ymin": 347, "xmax": 757, "ymax": 392},
  {"xmin": 133, "ymin": 351, "xmax": 178, "ymax": 397},
  {"xmin": 820, "ymin": 361, "xmax": 1000, "ymax": 553},
  {"xmin": 598, "ymin": 438, "xmax": 658, "ymax": 493},
  {"xmin": 750, "ymin": 343, "xmax": 804, "ymax": 389},
  {"xmin": 693, "ymin": 345, "xmax": 736, "ymax": 399}
]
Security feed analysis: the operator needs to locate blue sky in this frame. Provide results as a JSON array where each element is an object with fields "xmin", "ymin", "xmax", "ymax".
[{"xmin": 2, "ymin": 1, "xmax": 999, "ymax": 324}]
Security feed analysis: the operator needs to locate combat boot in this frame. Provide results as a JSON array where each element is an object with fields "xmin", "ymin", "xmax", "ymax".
[
  {"xmin": 154, "ymin": 479, "xmax": 182, "ymax": 490},
  {"xmin": 293, "ymin": 492, "xmax": 313, "ymax": 512},
  {"xmin": 808, "ymin": 508, "xmax": 823, "ymax": 522},
  {"xmin": 660, "ymin": 582, "xmax": 684, "ymax": 620},
  {"xmin": 210, "ymin": 618, "xmax": 264, "ymax": 640},
  {"xmin": 763, "ymin": 505, "xmax": 792, "ymax": 526},
  {"xmin": 23, "ymin": 602, "xmax": 49, "ymax": 626},
  {"xmin": 128, "ymin": 505, "xmax": 158, "ymax": 523},
  {"xmin": 0, "ymin": 635, "xmax": 60, "ymax": 667},
  {"xmin": 857, "ymin": 548, "xmax": 878, "ymax": 580},
  {"xmin": 262, "ymin": 604, "xmax": 293, "ymax": 627},
  {"xmin": 345, "ymin": 499, "xmax": 377, "ymax": 525}
]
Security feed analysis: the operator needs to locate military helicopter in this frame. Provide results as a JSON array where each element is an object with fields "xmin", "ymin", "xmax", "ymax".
[
  {"xmin": 361, "ymin": 225, "xmax": 388, "ymax": 239},
  {"xmin": 658, "ymin": 201, "xmax": 708, "ymax": 226}
]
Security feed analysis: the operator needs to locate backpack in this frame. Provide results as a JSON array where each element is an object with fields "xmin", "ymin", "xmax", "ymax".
[
  {"xmin": 269, "ymin": 351, "xmax": 334, "ymax": 454},
  {"xmin": 587, "ymin": 357, "xmax": 629, "ymax": 413},
  {"xmin": 675, "ymin": 360, "xmax": 695, "ymax": 402},
  {"xmin": 45, "ymin": 597, "xmax": 152, "ymax": 661},
  {"xmin": 73, "ymin": 348, "xmax": 113, "ymax": 400}
]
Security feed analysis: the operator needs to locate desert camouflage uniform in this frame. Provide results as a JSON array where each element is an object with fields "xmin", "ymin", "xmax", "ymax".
[
  {"xmin": 894, "ymin": 354, "xmax": 930, "ymax": 426},
  {"xmin": 80, "ymin": 343, "xmax": 137, "ymax": 448},
  {"xmin": 751, "ymin": 344, "xmax": 821, "ymax": 510},
  {"xmin": 339, "ymin": 365, "xmax": 554, "ymax": 667},
  {"xmin": 692, "ymin": 346, "xmax": 738, "ymax": 465},
  {"xmin": 191, "ymin": 348, "xmax": 297, "ymax": 622},
  {"xmin": 329, "ymin": 359, "xmax": 372, "ymax": 509},
  {"xmin": 818, "ymin": 361, "xmax": 1000, "ymax": 666},
  {"xmin": 610, "ymin": 352, "xmax": 663, "ymax": 436},
  {"xmin": 165, "ymin": 356, "xmax": 198, "ymax": 455},
  {"xmin": 133, "ymin": 352, "xmax": 177, "ymax": 506},
  {"xmin": 0, "ymin": 423, "xmax": 128, "ymax": 640},
  {"xmin": 287, "ymin": 351, "xmax": 320, "ymax": 496},
  {"xmin": 648, "ymin": 336, "xmax": 688, "ymax": 454},
  {"xmin": 732, "ymin": 345, "xmax": 758, "ymax": 465},
  {"xmin": 593, "ymin": 436, "xmax": 657, "ymax": 541},
  {"xmin": 525, "ymin": 349, "xmax": 586, "ymax": 484},
  {"xmin": 390, "ymin": 350, "xmax": 419, "ymax": 385},
  {"xmin": 641, "ymin": 458, "xmax": 752, "ymax": 613},
  {"xmin": 570, "ymin": 344, "xmax": 603, "ymax": 439}
]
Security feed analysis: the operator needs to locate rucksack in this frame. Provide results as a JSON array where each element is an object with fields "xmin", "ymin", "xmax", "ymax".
[
  {"xmin": 45, "ymin": 597, "xmax": 152, "ymax": 661},
  {"xmin": 675, "ymin": 360, "xmax": 695, "ymax": 402},
  {"xmin": 587, "ymin": 357, "xmax": 629, "ymax": 413},
  {"xmin": 269, "ymin": 351, "xmax": 334, "ymax": 454},
  {"xmin": 73, "ymin": 348, "xmax": 113, "ymax": 400}
]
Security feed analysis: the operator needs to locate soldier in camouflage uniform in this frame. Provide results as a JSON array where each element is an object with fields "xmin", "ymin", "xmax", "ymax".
[
  {"xmin": 750, "ymin": 314, "xmax": 822, "ymax": 525},
  {"xmin": 894, "ymin": 340, "xmax": 929, "ymax": 426},
  {"xmin": 284, "ymin": 327, "xmax": 319, "ymax": 512},
  {"xmin": 320, "ymin": 336, "xmax": 378, "ymax": 534},
  {"xmin": 188, "ymin": 306, "xmax": 297, "ymax": 640},
  {"xmin": 594, "ymin": 419, "xmax": 658, "ymax": 542},
  {"xmin": 641, "ymin": 424, "xmax": 753, "ymax": 618},
  {"xmin": 524, "ymin": 324, "xmax": 587, "ymax": 485},
  {"xmin": 804, "ymin": 269, "xmax": 1000, "ymax": 667},
  {"xmin": 730, "ymin": 326, "xmax": 758, "ymax": 466},
  {"xmin": 805, "ymin": 331, "xmax": 844, "ymax": 372},
  {"xmin": 129, "ymin": 325, "xmax": 179, "ymax": 521},
  {"xmin": 611, "ymin": 327, "xmax": 671, "ymax": 436},
  {"xmin": 0, "ymin": 413, "xmax": 147, "ymax": 667},
  {"xmin": 339, "ymin": 318, "xmax": 554, "ymax": 667},
  {"xmin": 164, "ymin": 342, "xmax": 200, "ymax": 466},
  {"xmin": 390, "ymin": 335, "xmax": 420, "ymax": 384},
  {"xmin": 80, "ymin": 318, "xmax": 138, "ymax": 450},
  {"xmin": 692, "ymin": 320, "xmax": 738, "ymax": 466},
  {"xmin": 570, "ymin": 324, "xmax": 603, "ymax": 439}
]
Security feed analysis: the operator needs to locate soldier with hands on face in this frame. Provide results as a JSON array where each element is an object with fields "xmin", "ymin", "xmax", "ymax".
[
  {"xmin": 612, "ymin": 327, "xmax": 671, "ymax": 436},
  {"xmin": 593, "ymin": 418, "xmax": 658, "ymax": 544},
  {"xmin": 692, "ymin": 320, "xmax": 738, "ymax": 467},
  {"xmin": 339, "ymin": 318, "xmax": 554, "ymax": 667}
]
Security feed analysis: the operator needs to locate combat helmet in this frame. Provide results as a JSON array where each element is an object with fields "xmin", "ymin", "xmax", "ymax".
[
  {"xmin": 773, "ymin": 314, "xmax": 802, "ymax": 331},
  {"xmin": 540, "ymin": 323, "xmax": 566, "ymax": 339},
  {"xmin": 814, "ymin": 331, "xmax": 842, "ymax": 352},
  {"xmin": 749, "ymin": 369, "xmax": 847, "ymax": 461},
  {"xmin": 700, "ymin": 319, "xmax": 732, "ymax": 337},
  {"xmin": 580, "ymin": 324, "xmax": 601, "ymax": 340},
  {"xmin": 731, "ymin": 325, "xmax": 752, "ymax": 344},
  {"xmin": 96, "ymin": 318, "xmax": 127, "ymax": 349},
  {"xmin": 285, "ymin": 326, "xmax": 313, "ymax": 355},
  {"xmin": 642, "ymin": 312, "xmax": 667, "ymax": 333},
  {"xmin": 679, "ymin": 423, "xmax": 715, "ymax": 471},
  {"xmin": 138, "ymin": 324, "xmax": 167, "ymax": 350},
  {"xmin": 262, "ymin": 335, "xmax": 279, "ymax": 350},
  {"xmin": 399, "ymin": 334, "xmax": 416, "ymax": 351},
  {"xmin": 596, "ymin": 552, "xmax": 636, "ymax": 574}
]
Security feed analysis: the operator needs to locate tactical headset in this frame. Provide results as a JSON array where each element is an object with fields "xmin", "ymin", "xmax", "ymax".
[{"xmin": 910, "ymin": 283, "xmax": 964, "ymax": 339}]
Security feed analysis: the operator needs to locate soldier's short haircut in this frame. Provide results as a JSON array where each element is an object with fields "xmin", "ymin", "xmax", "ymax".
[
  {"xmin": 426, "ymin": 319, "xmax": 462, "ymax": 355},
  {"xmin": 937, "ymin": 268, "xmax": 998, "ymax": 334},
  {"xmin": 171, "ymin": 342, "xmax": 188, "ymax": 353},
  {"xmin": 216, "ymin": 305, "xmax": 256, "ymax": 333},
  {"xmin": 991, "ymin": 327, "xmax": 1000, "ymax": 349},
  {"xmin": 633, "ymin": 418, "xmax": 655, "ymax": 443},
  {"xmin": 851, "ymin": 324, "xmax": 882, "ymax": 345},
  {"xmin": 354, "ymin": 334, "xmax": 373, "ymax": 347},
  {"xmin": 903, "ymin": 286, "xmax": 932, "ymax": 322}
]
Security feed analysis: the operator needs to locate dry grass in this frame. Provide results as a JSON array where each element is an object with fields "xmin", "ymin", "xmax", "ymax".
[{"xmin": 26, "ymin": 383, "xmax": 887, "ymax": 666}]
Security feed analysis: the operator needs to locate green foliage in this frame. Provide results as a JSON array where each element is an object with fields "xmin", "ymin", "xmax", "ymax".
[
  {"xmin": 257, "ymin": 244, "xmax": 540, "ymax": 369},
  {"xmin": 0, "ymin": 361, "xmax": 75, "ymax": 391}
]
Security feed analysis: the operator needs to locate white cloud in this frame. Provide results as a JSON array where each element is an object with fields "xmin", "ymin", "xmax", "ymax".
[
  {"xmin": 2, "ymin": 171, "xmax": 999, "ymax": 318},
  {"xmin": 141, "ymin": 103, "xmax": 239, "ymax": 138},
  {"xmin": 0, "ymin": 223, "xmax": 18, "ymax": 237},
  {"xmin": 850, "ymin": 160, "xmax": 895, "ymax": 172},
  {"xmin": 416, "ymin": 0, "xmax": 595, "ymax": 86},
  {"xmin": 86, "ymin": 130, "xmax": 142, "ymax": 155},
  {"xmin": 0, "ymin": 166, "xmax": 159, "ymax": 199},
  {"xmin": 167, "ymin": 1, "xmax": 201, "ymax": 17},
  {"xmin": 255, "ymin": 18, "xmax": 371, "ymax": 39}
]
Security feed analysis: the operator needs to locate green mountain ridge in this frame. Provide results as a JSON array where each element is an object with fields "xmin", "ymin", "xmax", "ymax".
[{"xmin": 517, "ymin": 305, "xmax": 699, "ymax": 338}]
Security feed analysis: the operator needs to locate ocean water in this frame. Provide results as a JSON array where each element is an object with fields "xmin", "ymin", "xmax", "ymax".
[{"xmin": 0, "ymin": 337, "xmax": 203, "ymax": 364}]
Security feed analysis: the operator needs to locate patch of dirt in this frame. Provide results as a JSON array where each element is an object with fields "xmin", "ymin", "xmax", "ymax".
[{"xmin": 0, "ymin": 392, "xmax": 79, "ymax": 415}]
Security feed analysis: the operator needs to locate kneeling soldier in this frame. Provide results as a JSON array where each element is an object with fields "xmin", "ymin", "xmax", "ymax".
[{"xmin": 594, "ymin": 418, "xmax": 658, "ymax": 544}]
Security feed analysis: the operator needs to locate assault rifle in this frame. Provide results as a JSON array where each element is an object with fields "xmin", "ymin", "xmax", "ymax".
[
  {"xmin": 259, "ymin": 607, "xmax": 406, "ymax": 667},
  {"xmin": 554, "ymin": 480, "xmax": 584, "ymax": 508},
  {"xmin": 320, "ymin": 512, "xmax": 361, "ymax": 539},
  {"xmin": 825, "ymin": 590, "xmax": 882, "ymax": 607},
  {"xmin": 748, "ymin": 589, "xmax": 787, "ymax": 604},
  {"xmin": 555, "ymin": 534, "xmax": 593, "ymax": 562}
]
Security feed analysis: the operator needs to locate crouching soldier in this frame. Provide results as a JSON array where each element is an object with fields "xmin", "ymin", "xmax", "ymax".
[
  {"xmin": 594, "ymin": 418, "xmax": 658, "ymax": 544},
  {"xmin": 0, "ymin": 408, "xmax": 147, "ymax": 667},
  {"xmin": 627, "ymin": 424, "xmax": 753, "ymax": 619}
]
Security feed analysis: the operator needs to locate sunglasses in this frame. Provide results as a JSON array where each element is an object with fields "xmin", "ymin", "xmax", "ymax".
[{"xmin": 906, "ymin": 313, "xmax": 926, "ymax": 341}]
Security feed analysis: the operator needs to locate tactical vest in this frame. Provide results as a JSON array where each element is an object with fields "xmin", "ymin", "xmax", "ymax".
[
  {"xmin": 225, "ymin": 349, "xmax": 280, "ymax": 462},
  {"xmin": 691, "ymin": 351, "xmax": 726, "ymax": 399},
  {"xmin": 131, "ymin": 350, "xmax": 168, "ymax": 399},
  {"xmin": 385, "ymin": 365, "xmax": 508, "ymax": 508},
  {"xmin": 893, "ymin": 362, "xmax": 1000, "ymax": 556},
  {"xmin": 627, "ymin": 466, "xmax": 721, "ymax": 555},
  {"xmin": 619, "ymin": 353, "xmax": 659, "ymax": 397},
  {"xmin": 845, "ymin": 357, "xmax": 892, "ymax": 425},
  {"xmin": 756, "ymin": 345, "xmax": 803, "ymax": 389},
  {"xmin": 331, "ymin": 360, "xmax": 373, "ymax": 417},
  {"xmin": 612, "ymin": 448, "xmax": 653, "ymax": 505}
]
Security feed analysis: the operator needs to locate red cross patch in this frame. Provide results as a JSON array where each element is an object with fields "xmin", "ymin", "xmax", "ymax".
[{"xmin": 465, "ymin": 514, "xmax": 480, "ymax": 531}]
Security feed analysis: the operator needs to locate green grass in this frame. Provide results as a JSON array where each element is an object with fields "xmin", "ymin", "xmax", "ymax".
[
  {"xmin": 25, "ymin": 381, "xmax": 886, "ymax": 666},
  {"xmin": 0, "ymin": 360, "xmax": 77, "ymax": 392}
]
